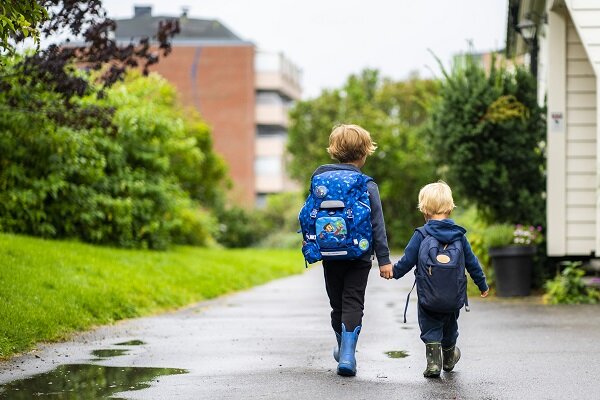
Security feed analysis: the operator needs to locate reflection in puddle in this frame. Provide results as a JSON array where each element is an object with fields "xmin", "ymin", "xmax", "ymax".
[
  {"xmin": 0, "ymin": 364, "xmax": 187, "ymax": 399},
  {"xmin": 91, "ymin": 349, "xmax": 129, "ymax": 359},
  {"xmin": 115, "ymin": 340, "xmax": 146, "ymax": 346},
  {"xmin": 385, "ymin": 350, "xmax": 409, "ymax": 358}
]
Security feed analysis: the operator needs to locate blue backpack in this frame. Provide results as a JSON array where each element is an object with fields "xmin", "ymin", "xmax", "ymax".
[
  {"xmin": 298, "ymin": 170, "xmax": 373, "ymax": 265},
  {"xmin": 403, "ymin": 227, "xmax": 469, "ymax": 322}
]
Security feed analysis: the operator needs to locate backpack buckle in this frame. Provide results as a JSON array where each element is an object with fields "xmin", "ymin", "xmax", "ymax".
[
  {"xmin": 310, "ymin": 209, "xmax": 318, "ymax": 218},
  {"xmin": 346, "ymin": 208, "xmax": 353, "ymax": 219}
]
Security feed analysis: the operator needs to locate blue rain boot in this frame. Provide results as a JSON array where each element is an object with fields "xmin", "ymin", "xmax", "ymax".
[
  {"xmin": 337, "ymin": 323, "xmax": 360, "ymax": 376},
  {"xmin": 333, "ymin": 332, "xmax": 341, "ymax": 362}
]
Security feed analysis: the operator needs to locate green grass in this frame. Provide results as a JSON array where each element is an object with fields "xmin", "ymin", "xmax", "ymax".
[{"xmin": 0, "ymin": 233, "xmax": 304, "ymax": 359}]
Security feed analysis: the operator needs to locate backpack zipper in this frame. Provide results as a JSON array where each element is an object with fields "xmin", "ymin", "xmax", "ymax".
[
  {"xmin": 428, "ymin": 266, "xmax": 432, "ymax": 276},
  {"xmin": 357, "ymin": 200, "xmax": 371, "ymax": 211}
]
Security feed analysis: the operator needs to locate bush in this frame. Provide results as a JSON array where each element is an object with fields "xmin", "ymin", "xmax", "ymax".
[
  {"xmin": 543, "ymin": 262, "xmax": 600, "ymax": 304},
  {"xmin": 429, "ymin": 55, "xmax": 545, "ymax": 227},
  {"xmin": 256, "ymin": 232, "xmax": 301, "ymax": 249},
  {"xmin": 454, "ymin": 206, "xmax": 493, "ymax": 287},
  {"xmin": 215, "ymin": 206, "xmax": 262, "ymax": 248},
  {"xmin": 485, "ymin": 224, "xmax": 515, "ymax": 248},
  {"xmin": 0, "ymin": 59, "xmax": 226, "ymax": 249},
  {"xmin": 170, "ymin": 202, "xmax": 218, "ymax": 247}
]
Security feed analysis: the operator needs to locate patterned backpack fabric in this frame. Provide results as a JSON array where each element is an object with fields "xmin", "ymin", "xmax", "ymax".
[
  {"xmin": 299, "ymin": 170, "xmax": 373, "ymax": 264},
  {"xmin": 414, "ymin": 227, "xmax": 468, "ymax": 313}
]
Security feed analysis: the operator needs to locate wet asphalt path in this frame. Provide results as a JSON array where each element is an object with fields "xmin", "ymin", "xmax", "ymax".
[{"xmin": 1, "ymin": 264, "xmax": 599, "ymax": 399}]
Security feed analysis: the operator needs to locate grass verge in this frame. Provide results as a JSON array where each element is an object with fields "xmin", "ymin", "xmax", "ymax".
[{"xmin": 0, "ymin": 233, "xmax": 304, "ymax": 359}]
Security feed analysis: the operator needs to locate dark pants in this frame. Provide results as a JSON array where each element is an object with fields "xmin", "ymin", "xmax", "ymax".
[
  {"xmin": 418, "ymin": 303, "xmax": 460, "ymax": 348},
  {"xmin": 323, "ymin": 258, "xmax": 372, "ymax": 334}
]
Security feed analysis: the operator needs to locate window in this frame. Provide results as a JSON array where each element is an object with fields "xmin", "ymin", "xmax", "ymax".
[
  {"xmin": 256, "ymin": 125, "xmax": 287, "ymax": 136},
  {"xmin": 255, "ymin": 156, "xmax": 282, "ymax": 176},
  {"xmin": 255, "ymin": 193, "xmax": 268, "ymax": 208},
  {"xmin": 256, "ymin": 91, "xmax": 284, "ymax": 105}
]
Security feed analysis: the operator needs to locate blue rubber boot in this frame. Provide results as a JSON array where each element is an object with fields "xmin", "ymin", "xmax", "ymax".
[
  {"xmin": 337, "ymin": 323, "xmax": 360, "ymax": 376},
  {"xmin": 333, "ymin": 332, "xmax": 341, "ymax": 362}
]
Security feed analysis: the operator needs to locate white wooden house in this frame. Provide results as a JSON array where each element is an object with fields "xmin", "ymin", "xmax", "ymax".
[{"xmin": 512, "ymin": 0, "xmax": 600, "ymax": 257}]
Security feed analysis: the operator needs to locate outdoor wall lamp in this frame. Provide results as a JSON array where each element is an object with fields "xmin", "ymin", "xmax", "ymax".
[{"xmin": 516, "ymin": 12, "xmax": 546, "ymax": 80}]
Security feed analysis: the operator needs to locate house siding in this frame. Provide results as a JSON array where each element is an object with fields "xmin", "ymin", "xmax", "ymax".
[{"xmin": 564, "ymin": 7, "xmax": 598, "ymax": 255}]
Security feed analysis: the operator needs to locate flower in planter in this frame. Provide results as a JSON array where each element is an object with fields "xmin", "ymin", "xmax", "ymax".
[
  {"xmin": 513, "ymin": 225, "xmax": 543, "ymax": 246},
  {"xmin": 485, "ymin": 224, "xmax": 543, "ymax": 249}
]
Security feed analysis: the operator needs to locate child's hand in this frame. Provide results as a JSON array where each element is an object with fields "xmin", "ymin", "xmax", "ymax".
[
  {"xmin": 379, "ymin": 264, "xmax": 393, "ymax": 280},
  {"xmin": 480, "ymin": 289, "xmax": 489, "ymax": 298}
]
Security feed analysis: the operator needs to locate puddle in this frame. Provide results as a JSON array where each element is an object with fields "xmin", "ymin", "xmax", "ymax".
[
  {"xmin": 384, "ymin": 350, "xmax": 409, "ymax": 359},
  {"xmin": 0, "ymin": 364, "xmax": 187, "ymax": 399},
  {"xmin": 115, "ymin": 340, "xmax": 145, "ymax": 346},
  {"xmin": 91, "ymin": 349, "xmax": 129, "ymax": 359}
]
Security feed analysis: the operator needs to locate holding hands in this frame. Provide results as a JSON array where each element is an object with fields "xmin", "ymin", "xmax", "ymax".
[{"xmin": 379, "ymin": 264, "xmax": 393, "ymax": 280}]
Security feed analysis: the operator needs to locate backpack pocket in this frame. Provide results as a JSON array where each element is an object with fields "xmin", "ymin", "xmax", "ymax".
[
  {"xmin": 417, "ymin": 264, "xmax": 463, "ymax": 313},
  {"xmin": 302, "ymin": 241, "xmax": 321, "ymax": 264},
  {"xmin": 315, "ymin": 216, "xmax": 348, "ymax": 249}
]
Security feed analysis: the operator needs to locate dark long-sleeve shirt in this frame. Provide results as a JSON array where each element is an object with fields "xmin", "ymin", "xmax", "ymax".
[
  {"xmin": 392, "ymin": 219, "xmax": 488, "ymax": 292},
  {"xmin": 311, "ymin": 164, "xmax": 391, "ymax": 266}
]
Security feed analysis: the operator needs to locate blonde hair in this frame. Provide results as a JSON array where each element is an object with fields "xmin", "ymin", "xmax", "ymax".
[
  {"xmin": 418, "ymin": 181, "xmax": 456, "ymax": 216},
  {"xmin": 327, "ymin": 124, "xmax": 377, "ymax": 163}
]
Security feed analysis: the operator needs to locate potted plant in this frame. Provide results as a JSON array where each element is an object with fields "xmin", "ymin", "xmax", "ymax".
[{"xmin": 486, "ymin": 224, "xmax": 543, "ymax": 297}]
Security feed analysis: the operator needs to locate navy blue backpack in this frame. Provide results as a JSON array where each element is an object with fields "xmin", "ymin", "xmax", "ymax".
[
  {"xmin": 403, "ymin": 227, "xmax": 469, "ymax": 322},
  {"xmin": 298, "ymin": 170, "xmax": 373, "ymax": 266}
]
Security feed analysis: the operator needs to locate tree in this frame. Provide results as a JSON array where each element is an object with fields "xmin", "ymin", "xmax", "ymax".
[
  {"xmin": 0, "ymin": 1, "xmax": 47, "ymax": 53},
  {"xmin": 2, "ymin": 1, "xmax": 179, "ymax": 99},
  {"xmin": 0, "ymin": 62, "xmax": 226, "ymax": 249},
  {"xmin": 428, "ymin": 56, "xmax": 546, "ymax": 226},
  {"xmin": 287, "ymin": 70, "xmax": 438, "ymax": 246}
]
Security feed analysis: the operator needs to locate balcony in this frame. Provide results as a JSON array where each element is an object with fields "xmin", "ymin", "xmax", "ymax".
[
  {"xmin": 255, "ymin": 104, "xmax": 289, "ymax": 127},
  {"xmin": 255, "ymin": 51, "xmax": 302, "ymax": 100}
]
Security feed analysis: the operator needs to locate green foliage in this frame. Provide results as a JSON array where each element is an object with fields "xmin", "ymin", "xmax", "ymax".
[
  {"xmin": 543, "ymin": 262, "xmax": 600, "ymax": 305},
  {"xmin": 429, "ymin": 55, "xmax": 546, "ymax": 227},
  {"xmin": 216, "ymin": 192, "xmax": 304, "ymax": 249},
  {"xmin": 0, "ymin": 1, "xmax": 47, "ymax": 53},
  {"xmin": 256, "ymin": 232, "xmax": 301, "ymax": 249},
  {"xmin": 287, "ymin": 70, "xmax": 439, "ymax": 246},
  {"xmin": 454, "ymin": 206, "xmax": 493, "ymax": 287},
  {"xmin": 215, "ymin": 206, "xmax": 260, "ymax": 248},
  {"xmin": 0, "ymin": 59, "xmax": 227, "ymax": 249},
  {"xmin": 485, "ymin": 224, "xmax": 515, "ymax": 248},
  {"xmin": 255, "ymin": 192, "xmax": 303, "ymax": 249},
  {"xmin": 0, "ymin": 233, "xmax": 304, "ymax": 358}
]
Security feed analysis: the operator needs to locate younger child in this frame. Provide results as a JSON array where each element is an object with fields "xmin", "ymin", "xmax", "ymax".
[{"xmin": 392, "ymin": 181, "xmax": 489, "ymax": 378}]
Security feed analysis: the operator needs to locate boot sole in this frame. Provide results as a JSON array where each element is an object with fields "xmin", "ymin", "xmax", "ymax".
[
  {"xmin": 337, "ymin": 365, "xmax": 356, "ymax": 376},
  {"xmin": 423, "ymin": 371, "xmax": 441, "ymax": 378}
]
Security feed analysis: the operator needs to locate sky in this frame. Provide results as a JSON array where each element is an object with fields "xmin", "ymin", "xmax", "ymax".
[{"xmin": 101, "ymin": 0, "xmax": 509, "ymax": 98}]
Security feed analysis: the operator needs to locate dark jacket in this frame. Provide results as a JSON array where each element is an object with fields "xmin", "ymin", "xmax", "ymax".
[
  {"xmin": 311, "ymin": 164, "xmax": 391, "ymax": 266},
  {"xmin": 392, "ymin": 219, "xmax": 488, "ymax": 292}
]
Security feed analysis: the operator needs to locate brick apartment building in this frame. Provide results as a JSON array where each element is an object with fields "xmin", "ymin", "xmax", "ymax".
[{"xmin": 115, "ymin": 6, "xmax": 301, "ymax": 206}]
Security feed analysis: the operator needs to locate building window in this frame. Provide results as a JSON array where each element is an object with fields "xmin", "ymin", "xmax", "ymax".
[
  {"xmin": 256, "ymin": 91, "xmax": 285, "ymax": 105},
  {"xmin": 255, "ymin": 156, "xmax": 282, "ymax": 176},
  {"xmin": 256, "ymin": 193, "xmax": 268, "ymax": 208},
  {"xmin": 256, "ymin": 125, "xmax": 287, "ymax": 136}
]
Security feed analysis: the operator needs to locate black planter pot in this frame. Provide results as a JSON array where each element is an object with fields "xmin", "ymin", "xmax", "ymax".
[{"xmin": 489, "ymin": 246, "xmax": 536, "ymax": 297}]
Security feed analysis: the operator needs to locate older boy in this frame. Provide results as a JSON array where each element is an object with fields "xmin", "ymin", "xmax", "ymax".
[
  {"xmin": 392, "ymin": 181, "xmax": 489, "ymax": 377},
  {"xmin": 308, "ymin": 124, "xmax": 392, "ymax": 376}
]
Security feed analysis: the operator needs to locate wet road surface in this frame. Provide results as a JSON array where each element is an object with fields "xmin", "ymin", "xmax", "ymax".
[{"xmin": 1, "ymin": 265, "xmax": 599, "ymax": 399}]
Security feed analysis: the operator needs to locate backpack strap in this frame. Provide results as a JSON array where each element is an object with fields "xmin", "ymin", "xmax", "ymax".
[
  {"xmin": 403, "ymin": 226, "xmax": 428, "ymax": 323},
  {"xmin": 403, "ymin": 279, "xmax": 417, "ymax": 323},
  {"xmin": 415, "ymin": 226, "xmax": 428, "ymax": 238}
]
